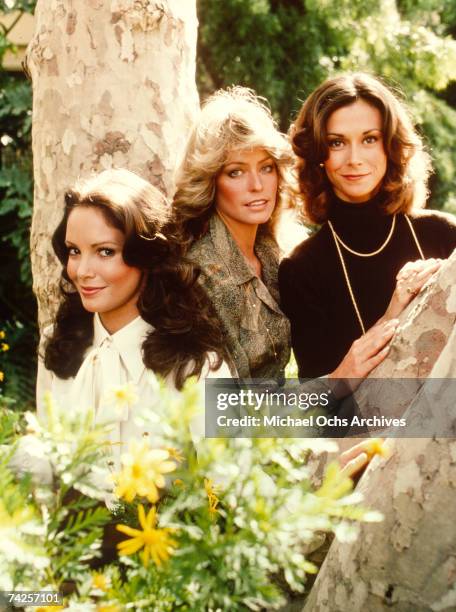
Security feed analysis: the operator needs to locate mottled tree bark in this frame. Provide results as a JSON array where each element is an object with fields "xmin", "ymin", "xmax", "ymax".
[
  {"xmin": 353, "ymin": 249, "xmax": 456, "ymax": 423},
  {"xmin": 304, "ymin": 251, "xmax": 456, "ymax": 611},
  {"xmin": 303, "ymin": 438, "xmax": 456, "ymax": 612},
  {"xmin": 26, "ymin": 0, "xmax": 199, "ymax": 326}
]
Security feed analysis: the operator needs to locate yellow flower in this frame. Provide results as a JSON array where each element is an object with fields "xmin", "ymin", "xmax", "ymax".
[
  {"xmin": 106, "ymin": 382, "xmax": 138, "ymax": 416},
  {"xmin": 0, "ymin": 330, "xmax": 5, "ymax": 339},
  {"xmin": 116, "ymin": 504, "xmax": 177, "ymax": 567},
  {"xmin": 113, "ymin": 383, "xmax": 137, "ymax": 404},
  {"xmin": 36, "ymin": 607, "xmax": 64, "ymax": 612},
  {"xmin": 1, "ymin": 343, "xmax": 9, "ymax": 352},
  {"xmin": 92, "ymin": 572, "xmax": 109, "ymax": 592},
  {"xmin": 97, "ymin": 605, "xmax": 120, "ymax": 612},
  {"xmin": 316, "ymin": 462, "xmax": 353, "ymax": 500},
  {"xmin": 0, "ymin": 500, "xmax": 35, "ymax": 533},
  {"xmin": 166, "ymin": 446, "xmax": 184, "ymax": 463},
  {"xmin": 0, "ymin": 371, "xmax": 4, "ymax": 382},
  {"xmin": 113, "ymin": 441, "xmax": 176, "ymax": 503},
  {"xmin": 204, "ymin": 478, "xmax": 220, "ymax": 517}
]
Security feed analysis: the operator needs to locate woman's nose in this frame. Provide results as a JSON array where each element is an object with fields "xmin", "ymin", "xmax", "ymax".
[
  {"xmin": 248, "ymin": 171, "xmax": 263, "ymax": 191},
  {"xmin": 76, "ymin": 255, "xmax": 96, "ymax": 278},
  {"xmin": 347, "ymin": 143, "xmax": 362, "ymax": 165}
]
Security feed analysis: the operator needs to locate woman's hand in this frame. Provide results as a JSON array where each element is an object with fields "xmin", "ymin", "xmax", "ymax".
[
  {"xmin": 327, "ymin": 259, "xmax": 440, "ymax": 397},
  {"xmin": 381, "ymin": 258, "xmax": 442, "ymax": 321},
  {"xmin": 339, "ymin": 438, "xmax": 390, "ymax": 479},
  {"xmin": 328, "ymin": 318, "xmax": 399, "ymax": 389}
]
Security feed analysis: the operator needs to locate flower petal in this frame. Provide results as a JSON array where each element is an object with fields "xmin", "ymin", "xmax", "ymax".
[
  {"xmin": 146, "ymin": 487, "xmax": 159, "ymax": 503},
  {"xmin": 118, "ymin": 539, "xmax": 144, "ymax": 555},
  {"xmin": 159, "ymin": 461, "xmax": 177, "ymax": 474},
  {"xmin": 137, "ymin": 504, "xmax": 147, "ymax": 529},
  {"xmin": 146, "ymin": 506, "xmax": 157, "ymax": 529},
  {"xmin": 116, "ymin": 524, "xmax": 141, "ymax": 537},
  {"xmin": 142, "ymin": 546, "xmax": 150, "ymax": 567}
]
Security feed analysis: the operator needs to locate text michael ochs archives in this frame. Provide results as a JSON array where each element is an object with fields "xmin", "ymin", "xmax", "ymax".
[
  {"xmin": 205, "ymin": 377, "xmax": 456, "ymax": 438},
  {"xmin": 216, "ymin": 413, "xmax": 407, "ymax": 429},
  {"xmin": 211, "ymin": 387, "xmax": 406, "ymax": 434}
]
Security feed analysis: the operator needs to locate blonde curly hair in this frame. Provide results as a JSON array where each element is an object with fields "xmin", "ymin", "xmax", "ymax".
[{"xmin": 172, "ymin": 86, "xmax": 295, "ymax": 249}]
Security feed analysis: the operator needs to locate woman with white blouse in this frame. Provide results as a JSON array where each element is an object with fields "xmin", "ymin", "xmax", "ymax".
[{"xmin": 36, "ymin": 168, "xmax": 227, "ymax": 456}]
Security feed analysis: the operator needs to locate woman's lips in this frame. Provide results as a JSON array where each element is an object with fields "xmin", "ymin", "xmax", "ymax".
[
  {"xmin": 245, "ymin": 199, "xmax": 268, "ymax": 208},
  {"xmin": 79, "ymin": 286, "xmax": 105, "ymax": 297},
  {"xmin": 342, "ymin": 174, "xmax": 370, "ymax": 181}
]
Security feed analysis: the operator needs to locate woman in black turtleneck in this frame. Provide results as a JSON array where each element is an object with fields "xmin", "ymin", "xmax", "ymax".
[{"xmin": 279, "ymin": 73, "xmax": 456, "ymax": 378}]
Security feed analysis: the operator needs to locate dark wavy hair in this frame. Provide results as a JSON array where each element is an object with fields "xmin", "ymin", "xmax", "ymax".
[
  {"xmin": 44, "ymin": 168, "xmax": 224, "ymax": 389},
  {"xmin": 291, "ymin": 72, "xmax": 431, "ymax": 224}
]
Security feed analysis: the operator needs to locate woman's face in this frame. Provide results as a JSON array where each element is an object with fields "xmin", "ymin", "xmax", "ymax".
[
  {"xmin": 65, "ymin": 206, "xmax": 142, "ymax": 333},
  {"xmin": 215, "ymin": 147, "xmax": 278, "ymax": 229},
  {"xmin": 323, "ymin": 99, "xmax": 387, "ymax": 203}
]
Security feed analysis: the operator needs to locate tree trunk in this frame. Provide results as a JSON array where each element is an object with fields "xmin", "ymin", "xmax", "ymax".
[
  {"xmin": 303, "ymin": 438, "xmax": 456, "ymax": 612},
  {"xmin": 352, "ymin": 249, "xmax": 456, "ymax": 424},
  {"xmin": 26, "ymin": 0, "xmax": 199, "ymax": 327},
  {"xmin": 303, "ymin": 250, "xmax": 456, "ymax": 612}
]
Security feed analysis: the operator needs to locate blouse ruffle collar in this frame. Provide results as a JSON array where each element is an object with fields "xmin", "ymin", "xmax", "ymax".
[{"xmin": 92, "ymin": 313, "xmax": 152, "ymax": 385}]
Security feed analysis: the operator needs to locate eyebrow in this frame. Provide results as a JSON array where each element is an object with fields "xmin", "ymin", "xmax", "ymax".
[
  {"xmin": 65, "ymin": 240, "xmax": 120, "ymax": 247},
  {"xmin": 224, "ymin": 155, "xmax": 274, "ymax": 167},
  {"xmin": 327, "ymin": 128, "xmax": 382, "ymax": 137}
]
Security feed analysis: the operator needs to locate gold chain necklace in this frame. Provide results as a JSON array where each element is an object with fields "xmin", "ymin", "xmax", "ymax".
[
  {"xmin": 328, "ymin": 214, "xmax": 396, "ymax": 257},
  {"xmin": 328, "ymin": 214, "xmax": 424, "ymax": 335},
  {"xmin": 404, "ymin": 215, "xmax": 425, "ymax": 259}
]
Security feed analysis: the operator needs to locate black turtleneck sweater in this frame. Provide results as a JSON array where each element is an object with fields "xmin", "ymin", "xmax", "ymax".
[{"xmin": 279, "ymin": 194, "xmax": 456, "ymax": 378}]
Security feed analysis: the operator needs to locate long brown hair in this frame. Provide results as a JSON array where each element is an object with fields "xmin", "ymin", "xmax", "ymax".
[
  {"xmin": 44, "ymin": 168, "xmax": 224, "ymax": 389},
  {"xmin": 291, "ymin": 72, "xmax": 431, "ymax": 223}
]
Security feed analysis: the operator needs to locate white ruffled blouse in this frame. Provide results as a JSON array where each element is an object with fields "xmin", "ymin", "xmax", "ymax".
[{"xmin": 36, "ymin": 313, "xmax": 230, "ymax": 461}]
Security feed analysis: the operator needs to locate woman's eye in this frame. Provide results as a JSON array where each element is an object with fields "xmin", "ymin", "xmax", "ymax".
[
  {"xmin": 261, "ymin": 163, "xmax": 275, "ymax": 173},
  {"xmin": 364, "ymin": 135, "xmax": 379, "ymax": 144},
  {"xmin": 67, "ymin": 247, "xmax": 79, "ymax": 256},
  {"xmin": 99, "ymin": 247, "xmax": 115, "ymax": 257},
  {"xmin": 328, "ymin": 139, "xmax": 344, "ymax": 149},
  {"xmin": 228, "ymin": 168, "xmax": 243, "ymax": 178}
]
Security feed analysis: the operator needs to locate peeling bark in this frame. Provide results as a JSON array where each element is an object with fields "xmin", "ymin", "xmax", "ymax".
[
  {"xmin": 304, "ymin": 251, "xmax": 456, "ymax": 611},
  {"xmin": 303, "ymin": 438, "xmax": 456, "ymax": 612},
  {"xmin": 354, "ymin": 249, "xmax": 456, "ymax": 421},
  {"xmin": 371, "ymin": 249, "xmax": 456, "ymax": 378},
  {"xmin": 27, "ymin": 0, "xmax": 199, "ymax": 326}
]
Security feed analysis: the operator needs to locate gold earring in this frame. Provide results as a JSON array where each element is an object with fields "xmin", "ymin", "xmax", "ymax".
[{"xmin": 319, "ymin": 163, "xmax": 324, "ymax": 168}]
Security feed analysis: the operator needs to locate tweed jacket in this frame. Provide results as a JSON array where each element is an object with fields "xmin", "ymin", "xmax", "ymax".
[{"xmin": 188, "ymin": 214, "xmax": 291, "ymax": 379}]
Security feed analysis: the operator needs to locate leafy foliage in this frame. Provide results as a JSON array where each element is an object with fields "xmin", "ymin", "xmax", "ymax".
[
  {"xmin": 0, "ymin": 320, "xmax": 37, "ymax": 407},
  {"xmin": 0, "ymin": 380, "xmax": 383, "ymax": 609},
  {"xmin": 197, "ymin": 0, "xmax": 456, "ymax": 211},
  {"xmin": 0, "ymin": 1, "xmax": 37, "ymax": 404}
]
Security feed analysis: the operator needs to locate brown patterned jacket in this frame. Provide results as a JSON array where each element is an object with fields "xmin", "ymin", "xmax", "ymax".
[{"xmin": 188, "ymin": 214, "xmax": 291, "ymax": 379}]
